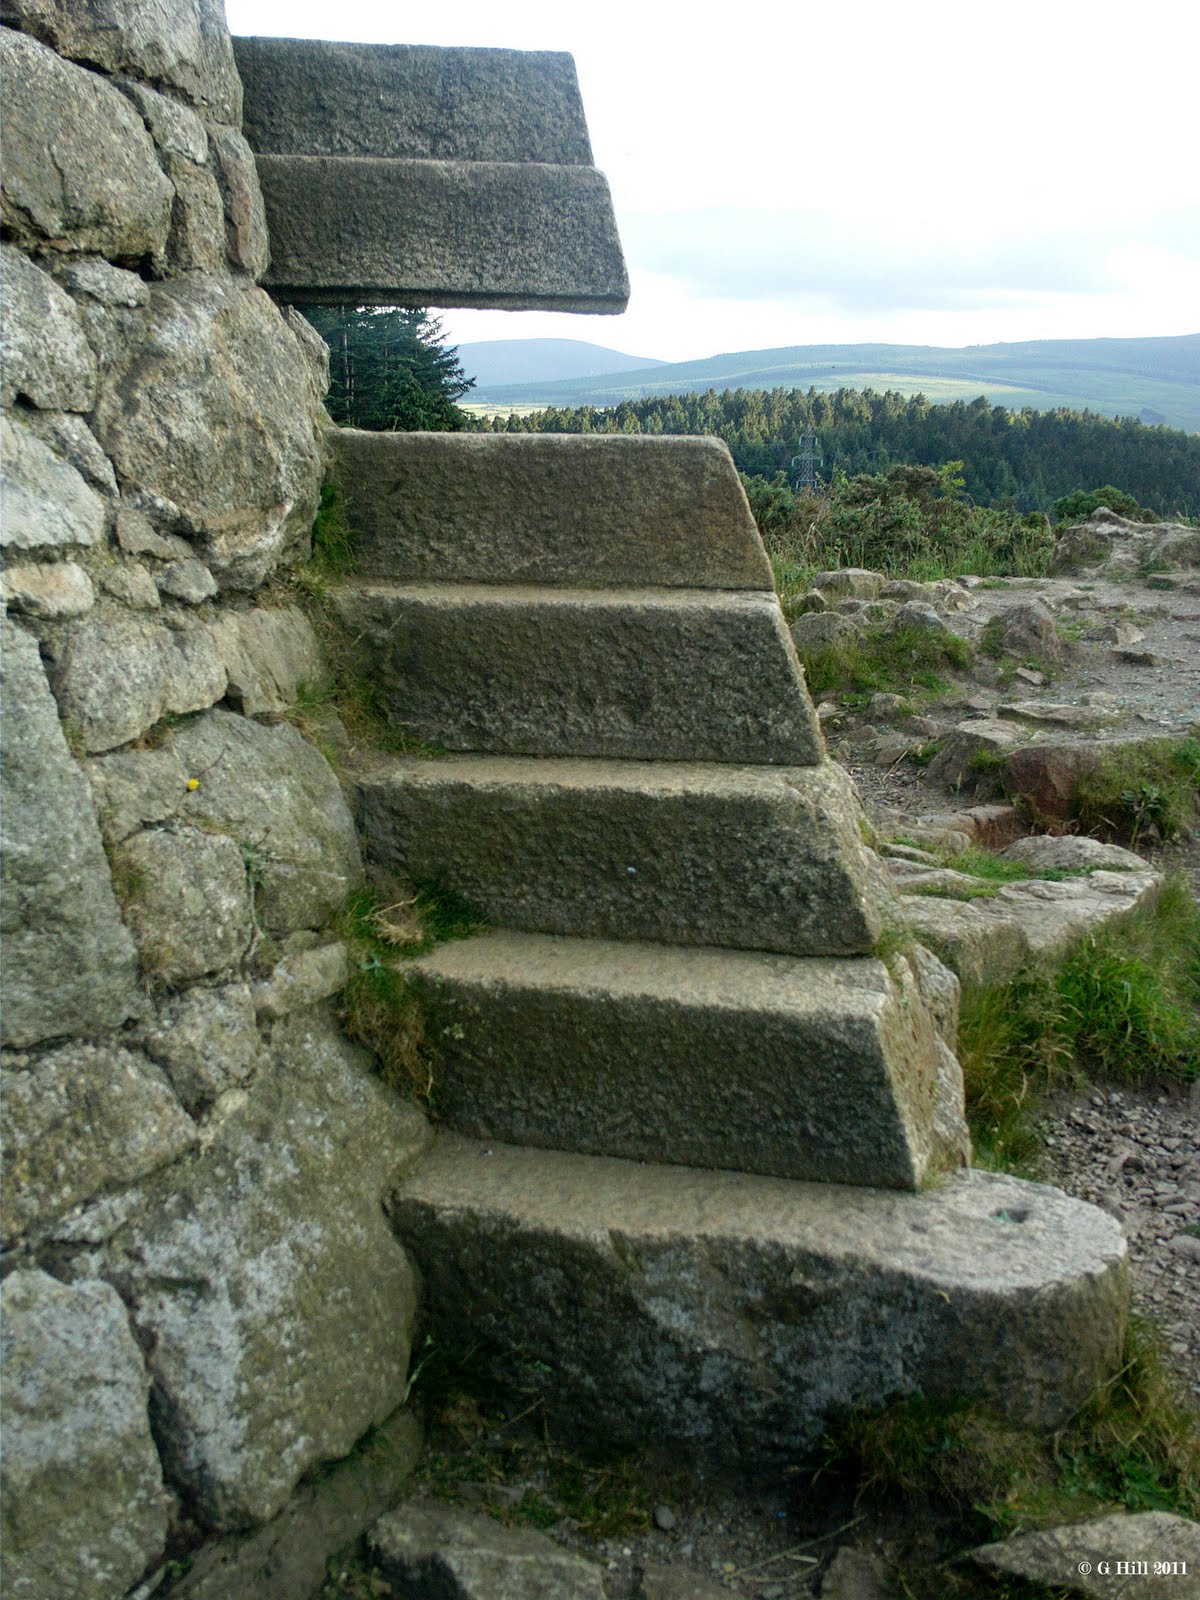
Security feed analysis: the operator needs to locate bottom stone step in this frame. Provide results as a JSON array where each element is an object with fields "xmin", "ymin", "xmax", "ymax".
[{"xmin": 392, "ymin": 1136, "xmax": 1128, "ymax": 1467}]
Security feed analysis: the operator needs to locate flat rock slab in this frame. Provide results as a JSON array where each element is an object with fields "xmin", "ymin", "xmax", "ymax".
[
  {"xmin": 256, "ymin": 155, "xmax": 628, "ymax": 312},
  {"xmin": 359, "ymin": 755, "xmax": 880, "ymax": 956},
  {"xmin": 403, "ymin": 933, "xmax": 950, "ymax": 1189},
  {"xmin": 897, "ymin": 870, "xmax": 1162, "ymax": 988},
  {"xmin": 369, "ymin": 1502, "xmax": 607, "ymax": 1599},
  {"xmin": 331, "ymin": 583, "xmax": 823, "ymax": 764},
  {"xmin": 971, "ymin": 1511, "xmax": 1200, "ymax": 1597},
  {"xmin": 333, "ymin": 431, "xmax": 771, "ymax": 589},
  {"xmin": 392, "ymin": 1136, "xmax": 1128, "ymax": 1464}
]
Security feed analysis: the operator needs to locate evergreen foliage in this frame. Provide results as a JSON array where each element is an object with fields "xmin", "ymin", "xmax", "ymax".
[
  {"xmin": 477, "ymin": 388, "xmax": 1200, "ymax": 518},
  {"xmin": 303, "ymin": 306, "xmax": 474, "ymax": 431}
]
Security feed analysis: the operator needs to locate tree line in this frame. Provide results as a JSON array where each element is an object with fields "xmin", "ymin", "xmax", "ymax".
[{"xmin": 478, "ymin": 389, "xmax": 1200, "ymax": 519}]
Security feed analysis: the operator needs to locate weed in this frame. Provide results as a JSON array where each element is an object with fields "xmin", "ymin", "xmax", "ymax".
[
  {"xmin": 912, "ymin": 881, "xmax": 1001, "ymax": 901},
  {"xmin": 335, "ymin": 884, "xmax": 484, "ymax": 1102},
  {"xmin": 1073, "ymin": 737, "xmax": 1200, "ymax": 844},
  {"xmin": 309, "ymin": 480, "xmax": 355, "ymax": 576}
]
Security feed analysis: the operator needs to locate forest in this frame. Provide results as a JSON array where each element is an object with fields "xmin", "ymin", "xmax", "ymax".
[{"xmin": 478, "ymin": 389, "xmax": 1200, "ymax": 520}]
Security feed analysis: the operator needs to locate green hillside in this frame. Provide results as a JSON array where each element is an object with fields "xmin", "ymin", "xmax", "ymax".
[{"xmin": 474, "ymin": 334, "xmax": 1200, "ymax": 433}]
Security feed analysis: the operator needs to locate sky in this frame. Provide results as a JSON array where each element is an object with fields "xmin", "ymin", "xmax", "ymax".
[{"xmin": 225, "ymin": 0, "xmax": 1200, "ymax": 364}]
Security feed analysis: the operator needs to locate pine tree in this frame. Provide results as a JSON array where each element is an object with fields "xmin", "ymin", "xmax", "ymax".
[{"xmin": 301, "ymin": 306, "xmax": 474, "ymax": 431}]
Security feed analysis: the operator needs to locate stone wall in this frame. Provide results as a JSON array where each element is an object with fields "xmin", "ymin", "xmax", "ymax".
[{"xmin": 0, "ymin": 5, "xmax": 430, "ymax": 1594}]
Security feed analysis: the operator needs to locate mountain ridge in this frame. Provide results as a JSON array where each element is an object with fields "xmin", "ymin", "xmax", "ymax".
[{"xmin": 465, "ymin": 333, "xmax": 1200, "ymax": 432}]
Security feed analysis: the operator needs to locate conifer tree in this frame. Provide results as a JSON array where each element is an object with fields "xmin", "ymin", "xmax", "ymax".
[{"xmin": 301, "ymin": 306, "xmax": 474, "ymax": 431}]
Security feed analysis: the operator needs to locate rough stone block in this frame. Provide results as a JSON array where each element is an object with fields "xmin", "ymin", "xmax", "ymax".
[
  {"xmin": 208, "ymin": 123, "xmax": 270, "ymax": 278},
  {"xmin": 331, "ymin": 583, "xmax": 824, "ymax": 764},
  {"xmin": 0, "ymin": 1271, "xmax": 169, "ymax": 1600},
  {"xmin": 971, "ymin": 1512, "xmax": 1200, "ymax": 1596},
  {"xmin": 88, "ymin": 1008, "xmax": 431, "ymax": 1530},
  {"xmin": 333, "ymin": 430, "xmax": 771, "ymax": 589},
  {"xmin": 360, "ymin": 756, "xmax": 880, "ymax": 956},
  {"xmin": 207, "ymin": 603, "xmax": 325, "ymax": 716},
  {"xmin": 170, "ymin": 1409, "xmax": 422, "ymax": 1600},
  {"xmin": 0, "ymin": 28, "xmax": 172, "ymax": 260},
  {"xmin": 87, "ymin": 708, "xmax": 362, "ymax": 934},
  {"xmin": 235, "ymin": 37, "xmax": 594, "ymax": 165},
  {"xmin": 46, "ymin": 611, "xmax": 227, "ymax": 752},
  {"xmin": 0, "ymin": 1043, "xmax": 195, "ymax": 1246},
  {"xmin": 255, "ymin": 155, "xmax": 629, "ymax": 312},
  {"xmin": 402, "ymin": 932, "xmax": 953, "ymax": 1189},
  {"xmin": 87, "ymin": 275, "xmax": 327, "ymax": 590},
  {"xmin": 2, "ymin": 0, "xmax": 243, "ymax": 123},
  {"xmin": 0, "ymin": 412, "xmax": 107, "ymax": 551},
  {"xmin": 142, "ymin": 982, "xmax": 260, "ymax": 1114},
  {"xmin": 393, "ymin": 1138, "xmax": 1128, "ymax": 1464},
  {"xmin": 0, "ymin": 619, "xmax": 139, "ymax": 1047},
  {"xmin": 0, "ymin": 243, "xmax": 98, "ymax": 410},
  {"xmin": 369, "ymin": 1502, "xmax": 607, "ymax": 1600},
  {"xmin": 2, "ymin": 559, "xmax": 95, "ymax": 618},
  {"xmin": 926, "ymin": 718, "xmax": 1024, "ymax": 794},
  {"xmin": 115, "ymin": 825, "xmax": 255, "ymax": 984},
  {"xmin": 22, "ymin": 409, "xmax": 118, "ymax": 496}
]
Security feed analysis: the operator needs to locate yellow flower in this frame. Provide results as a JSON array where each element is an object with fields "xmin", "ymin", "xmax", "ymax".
[{"xmin": 186, "ymin": 777, "xmax": 200, "ymax": 791}]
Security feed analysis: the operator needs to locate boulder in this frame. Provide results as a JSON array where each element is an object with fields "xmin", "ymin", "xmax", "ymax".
[
  {"xmin": 1001, "ymin": 835, "xmax": 1149, "ymax": 873},
  {"xmin": 0, "ymin": 1043, "xmax": 195, "ymax": 1246},
  {"xmin": 984, "ymin": 599, "xmax": 1064, "ymax": 664},
  {"xmin": 0, "ymin": 28, "xmax": 173, "ymax": 260},
  {"xmin": 87, "ymin": 708, "xmax": 361, "ymax": 934},
  {"xmin": 811, "ymin": 568, "xmax": 885, "ymax": 599},
  {"xmin": 156, "ymin": 557, "xmax": 219, "ymax": 604},
  {"xmin": 142, "ymin": 982, "xmax": 261, "ymax": 1114},
  {"xmin": 88, "ymin": 1008, "xmax": 431, "ymax": 1530},
  {"xmin": 971, "ymin": 1511, "xmax": 1200, "ymax": 1597},
  {"xmin": 368, "ymin": 1503, "xmax": 608, "ymax": 1600},
  {"xmin": 0, "ymin": 619, "xmax": 140, "ymax": 1048},
  {"xmin": 87, "ymin": 276, "xmax": 328, "ymax": 590},
  {"xmin": 790, "ymin": 610, "xmax": 863, "ymax": 651},
  {"xmin": 0, "ymin": 244, "xmax": 98, "ymax": 410},
  {"xmin": 1052, "ymin": 511, "xmax": 1200, "ymax": 577},
  {"xmin": 252, "ymin": 942, "xmax": 348, "ymax": 1020},
  {"xmin": 1004, "ymin": 740, "xmax": 1105, "ymax": 822},
  {"xmin": 997, "ymin": 700, "xmax": 1124, "ymax": 731},
  {"xmin": 892, "ymin": 600, "xmax": 947, "ymax": 632},
  {"xmin": 208, "ymin": 124, "xmax": 271, "ymax": 278},
  {"xmin": 0, "ymin": 1271, "xmax": 169, "ymax": 1600},
  {"xmin": 46, "ymin": 610, "xmax": 227, "ymax": 752},
  {"xmin": 114, "ymin": 825, "xmax": 255, "ymax": 984},
  {"xmin": 0, "ymin": 412, "xmax": 107, "ymax": 552},
  {"xmin": 98, "ymin": 559, "xmax": 161, "ymax": 610},
  {"xmin": 1, "ymin": 0, "xmax": 243, "ymax": 123},
  {"xmin": 925, "ymin": 718, "xmax": 1023, "ymax": 795}
]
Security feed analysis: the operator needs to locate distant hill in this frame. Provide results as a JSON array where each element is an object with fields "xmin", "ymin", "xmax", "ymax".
[
  {"xmin": 470, "ymin": 334, "xmax": 1200, "ymax": 433},
  {"xmin": 458, "ymin": 338, "xmax": 666, "ymax": 391}
]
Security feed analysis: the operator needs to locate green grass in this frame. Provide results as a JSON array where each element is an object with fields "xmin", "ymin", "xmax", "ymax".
[
  {"xmin": 959, "ymin": 877, "xmax": 1200, "ymax": 1170},
  {"xmin": 1072, "ymin": 736, "xmax": 1200, "ymax": 845},
  {"xmin": 335, "ymin": 884, "xmax": 484, "ymax": 1103},
  {"xmin": 796, "ymin": 624, "xmax": 973, "ymax": 702}
]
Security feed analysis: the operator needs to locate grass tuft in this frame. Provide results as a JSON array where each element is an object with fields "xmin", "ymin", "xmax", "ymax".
[
  {"xmin": 797, "ymin": 624, "xmax": 973, "ymax": 703},
  {"xmin": 335, "ymin": 883, "xmax": 484, "ymax": 1102},
  {"xmin": 1072, "ymin": 736, "xmax": 1200, "ymax": 845}
]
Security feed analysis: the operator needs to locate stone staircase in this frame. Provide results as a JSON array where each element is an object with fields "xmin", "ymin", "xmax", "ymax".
[{"xmin": 330, "ymin": 430, "xmax": 1128, "ymax": 1464}]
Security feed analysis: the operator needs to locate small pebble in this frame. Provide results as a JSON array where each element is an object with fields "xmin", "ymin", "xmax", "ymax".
[{"xmin": 653, "ymin": 1504, "xmax": 677, "ymax": 1532}]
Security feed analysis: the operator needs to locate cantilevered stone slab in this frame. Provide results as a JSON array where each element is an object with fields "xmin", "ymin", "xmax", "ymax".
[
  {"xmin": 391, "ymin": 1137, "xmax": 1128, "ymax": 1463},
  {"xmin": 254, "ymin": 155, "xmax": 628, "ymax": 310},
  {"xmin": 333, "ymin": 432, "xmax": 772, "ymax": 589},
  {"xmin": 234, "ymin": 38, "xmax": 594, "ymax": 164},
  {"xmin": 359, "ymin": 756, "xmax": 880, "ymax": 955},
  {"xmin": 401, "ymin": 932, "xmax": 946, "ymax": 1187},
  {"xmin": 331, "ymin": 583, "xmax": 824, "ymax": 763}
]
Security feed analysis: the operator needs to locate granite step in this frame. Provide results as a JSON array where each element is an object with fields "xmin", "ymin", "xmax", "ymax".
[
  {"xmin": 330, "ymin": 582, "xmax": 823, "ymax": 763},
  {"xmin": 401, "ymin": 930, "xmax": 955, "ymax": 1188},
  {"xmin": 331, "ymin": 431, "xmax": 772, "ymax": 590},
  {"xmin": 390, "ymin": 1134, "xmax": 1129, "ymax": 1466},
  {"xmin": 358, "ymin": 754, "xmax": 881, "ymax": 956}
]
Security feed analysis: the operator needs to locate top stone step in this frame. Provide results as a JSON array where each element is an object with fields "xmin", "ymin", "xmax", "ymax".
[
  {"xmin": 234, "ymin": 38, "xmax": 594, "ymax": 165},
  {"xmin": 333, "ymin": 432, "xmax": 773, "ymax": 590}
]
